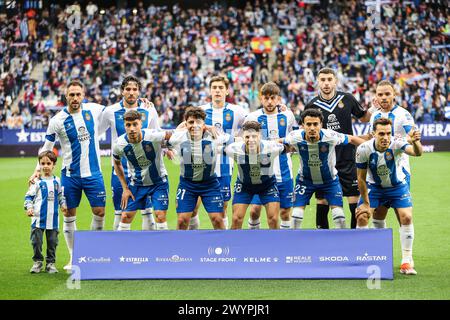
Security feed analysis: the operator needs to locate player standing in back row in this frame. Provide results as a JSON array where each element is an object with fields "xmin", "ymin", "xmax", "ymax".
[
  {"xmin": 190, "ymin": 75, "xmax": 248, "ymax": 229},
  {"xmin": 305, "ymin": 68, "xmax": 373, "ymax": 229}
]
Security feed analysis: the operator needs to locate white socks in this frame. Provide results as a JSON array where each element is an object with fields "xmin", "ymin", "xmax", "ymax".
[
  {"xmin": 291, "ymin": 207, "xmax": 304, "ymax": 229},
  {"xmin": 90, "ymin": 214, "xmax": 105, "ymax": 231},
  {"xmin": 372, "ymin": 219, "xmax": 386, "ymax": 229},
  {"xmin": 248, "ymin": 218, "xmax": 261, "ymax": 229},
  {"xmin": 156, "ymin": 222, "xmax": 168, "ymax": 230},
  {"xmin": 118, "ymin": 222, "xmax": 131, "ymax": 231},
  {"xmin": 142, "ymin": 209, "xmax": 156, "ymax": 230},
  {"xmin": 189, "ymin": 215, "xmax": 200, "ymax": 230},
  {"xmin": 331, "ymin": 207, "xmax": 346, "ymax": 229},
  {"xmin": 113, "ymin": 210, "xmax": 122, "ymax": 230},
  {"xmin": 400, "ymin": 224, "xmax": 414, "ymax": 264},
  {"xmin": 223, "ymin": 216, "xmax": 229, "ymax": 230},
  {"xmin": 63, "ymin": 216, "xmax": 77, "ymax": 259},
  {"xmin": 280, "ymin": 220, "xmax": 292, "ymax": 229}
]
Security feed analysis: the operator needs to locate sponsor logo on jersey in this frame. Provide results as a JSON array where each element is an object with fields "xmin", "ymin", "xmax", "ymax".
[
  {"xmin": 327, "ymin": 114, "xmax": 341, "ymax": 131},
  {"xmin": 376, "ymin": 164, "xmax": 390, "ymax": 176},
  {"xmin": 77, "ymin": 126, "xmax": 91, "ymax": 142},
  {"xmin": 269, "ymin": 129, "xmax": 278, "ymax": 139},
  {"xmin": 48, "ymin": 191, "xmax": 55, "ymax": 201},
  {"xmin": 308, "ymin": 154, "xmax": 322, "ymax": 167}
]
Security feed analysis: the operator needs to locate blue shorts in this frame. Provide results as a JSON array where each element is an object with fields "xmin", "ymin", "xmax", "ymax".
[
  {"xmin": 125, "ymin": 180, "xmax": 169, "ymax": 212},
  {"xmin": 218, "ymin": 175, "xmax": 232, "ymax": 202},
  {"xmin": 62, "ymin": 173, "xmax": 106, "ymax": 209},
  {"xmin": 176, "ymin": 177, "xmax": 224, "ymax": 214},
  {"xmin": 381, "ymin": 171, "xmax": 410, "ymax": 208},
  {"xmin": 232, "ymin": 179, "xmax": 280, "ymax": 205},
  {"xmin": 359, "ymin": 182, "xmax": 412, "ymax": 209},
  {"xmin": 111, "ymin": 172, "xmax": 152, "ymax": 211},
  {"xmin": 293, "ymin": 177, "xmax": 343, "ymax": 207},
  {"xmin": 251, "ymin": 179, "xmax": 293, "ymax": 208}
]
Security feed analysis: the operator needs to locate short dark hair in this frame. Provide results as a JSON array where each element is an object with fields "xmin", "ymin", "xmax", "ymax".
[
  {"xmin": 67, "ymin": 79, "xmax": 84, "ymax": 90},
  {"xmin": 300, "ymin": 109, "xmax": 324, "ymax": 124},
  {"xmin": 260, "ymin": 82, "xmax": 280, "ymax": 96},
  {"xmin": 209, "ymin": 75, "xmax": 229, "ymax": 89},
  {"xmin": 317, "ymin": 67, "xmax": 337, "ymax": 78},
  {"xmin": 121, "ymin": 75, "xmax": 142, "ymax": 91},
  {"xmin": 373, "ymin": 118, "xmax": 393, "ymax": 132},
  {"xmin": 38, "ymin": 150, "xmax": 57, "ymax": 164},
  {"xmin": 123, "ymin": 109, "xmax": 142, "ymax": 122},
  {"xmin": 184, "ymin": 106, "xmax": 206, "ymax": 121},
  {"xmin": 242, "ymin": 121, "xmax": 261, "ymax": 132}
]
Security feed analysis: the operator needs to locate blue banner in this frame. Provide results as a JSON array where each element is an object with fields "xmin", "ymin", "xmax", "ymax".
[
  {"xmin": 2, "ymin": 123, "xmax": 450, "ymax": 145},
  {"xmin": 73, "ymin": 229, "xmax": 393, "ymax": 280}
]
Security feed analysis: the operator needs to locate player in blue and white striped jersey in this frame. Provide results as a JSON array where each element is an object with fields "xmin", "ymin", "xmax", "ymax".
[
  {"xmin": 113, "ymin": 110, "xmax": 173, "ymax": 231},
  {"xmin": 100, "ymin": 75, "xmax": 161, "ymax": 230},
  {"xmin": 190, "ymin": 75, "xmax": 248, "ymax": 229},
  {"xmin": 24, "ymin": 151, "xmax": 67, "ymax": 274},
  {"xmin": 168, "ymin": 107, "xmax": 232, "ymax": 230},
  {"xmin": 283, "ymin": 109, "xmax": 364, "ymax": 229},
  {"xmin": 29, "ymin": 80, "xmax": 106, "ymax": 273},
  {"xmin": 367, "ymin": 80, "xmax": 417, "ymax": 229},
  {"xmin": 225, "ymin": 121, "xmax": 286, "ymax": 230},
  {"xmin": 356, "ymin": 118, "xmax": 423, "ymax": 275},
  {"xmin": 244, "ymin": 82, "xmax": 298, "ymax": 230}
]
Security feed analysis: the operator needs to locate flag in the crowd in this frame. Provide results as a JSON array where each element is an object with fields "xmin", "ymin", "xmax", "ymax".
[
  {"xmin": 445, "ymin": 106, "xmax": 450, "ymax": 120},
  {"xmin": 231, "ymin": 66, "xmax": 253, "ymax": 84},
  {"xmin": 250, "ymin": 37, "xmax": 272, "ymax": 54},
  {"xmin": 204, "ymin": 33, "xmax": 232, "ymax": 60}
]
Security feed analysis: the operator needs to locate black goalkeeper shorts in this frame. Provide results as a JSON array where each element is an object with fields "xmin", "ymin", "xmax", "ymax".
[{"xmin": 316, "ymin": 161, "xmax": 359, "ymax": 199}]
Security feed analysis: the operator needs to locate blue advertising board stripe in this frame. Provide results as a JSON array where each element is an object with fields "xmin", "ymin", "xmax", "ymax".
[{"xmin": 73, "ymin": 229, "xmax": 393, "ymax": 280}]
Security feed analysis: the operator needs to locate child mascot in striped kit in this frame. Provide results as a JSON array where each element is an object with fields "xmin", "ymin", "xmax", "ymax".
[{"xmin": 24, "ymin": 151, "xmax": 67, "ymax": 273}]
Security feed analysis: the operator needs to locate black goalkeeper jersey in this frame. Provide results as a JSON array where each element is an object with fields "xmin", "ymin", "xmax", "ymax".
[{"xmin": 305, "ymin": 91, "xmax": 366, "ymax": 164}]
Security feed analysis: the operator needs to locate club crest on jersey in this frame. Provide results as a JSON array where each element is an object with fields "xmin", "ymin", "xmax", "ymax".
[
  {"xmin": 338, "ymin": 101, "xmax": 344, "ymax": 109},
  {"xmin": 385, "ymin": 151, "xmax": 393, "ymax": 161},
  {"xmin": 279, "ymin": 118, "xmax": 286, "ymax": 126},
  {"xmin": 320, "ymin": 145, "xmax": 329, "ymax": 153},
  {"xmin": 140, "ymin": 112, "xmax": 147, "ymax": 121},
  {"xmin": 84, "ymin": 112, "xmax": 91, "ymax": 121},
  {"xmin": 225, "ymin": 113, "xmax": 232, "ymax": 122},
  {"xmin": 145, "ymin": 145, "xmax": 152, "ymax": 153}
]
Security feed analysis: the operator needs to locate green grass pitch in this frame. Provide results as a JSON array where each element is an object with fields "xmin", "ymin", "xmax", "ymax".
[{"xmin": 0, "ymin": 153, "xmax": 449, "ymax": 300}]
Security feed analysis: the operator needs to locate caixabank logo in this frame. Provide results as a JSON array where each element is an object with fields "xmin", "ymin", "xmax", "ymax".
[{"xmin": 77, "ymin": 256, "xmax": 111, "ymax": 264}]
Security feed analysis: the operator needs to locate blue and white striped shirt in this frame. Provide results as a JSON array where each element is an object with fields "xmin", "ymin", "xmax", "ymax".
[
  {"xmin": 42, "ymin": 103, "xmax": 105, "ymax": 178},
  {"xmin": 284, "ymin": 129, "xmax": 349, "ymax": 185},
  {"xmin": 356, "ymin": 138, "xmax": 410, "ymax": 188},
  {"xmin": 168, "ymin": 130, "xmax": 231, "ymax": 182},
  {"xmin": 245, "ymin": 108, "xmax": 298, "ymax": 183},
  {"xmin": 113, "ymin": 129, "xmax": 168, "ymax": 186},
  {"xmin": 100, "ymin": 99, "xmax": 160, "ymax": 176},
  {"xmin": 199, "ymin": 103, "xmax": 248, "ymax": 177},
  {"xmin": 24, "ymin": 176, "xmax": 66, "ymax": 230},
  {"xmin": 225, "ymin": 140, "xmax": 285, "ymax": 185}
]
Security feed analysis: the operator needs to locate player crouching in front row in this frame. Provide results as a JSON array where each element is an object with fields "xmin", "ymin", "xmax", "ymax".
[
  {"xmin": 168, "ymin": 107, "xmax": 232, "ymax": 230},
  {"xmin": 113, "ymin": 110, "xmax": 173, "ymax": 231},
  {"xmin": 356, "ymin": 118, "xmax": 422, "ymax": 275},
  {"xmin": 225, "ymin": 121, "xmax": 286, "ymax": 229}
]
